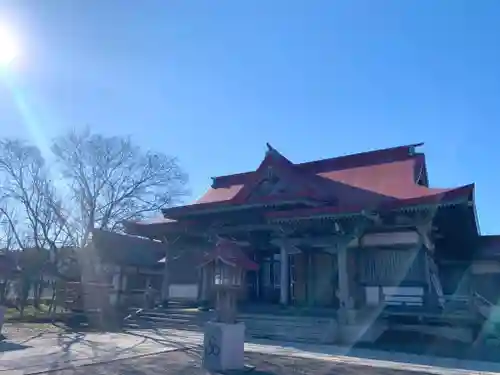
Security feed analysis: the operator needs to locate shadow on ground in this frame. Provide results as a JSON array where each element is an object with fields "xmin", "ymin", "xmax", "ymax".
[
  {"xmin": 0, "ymin": 341, "xmax": 31, "ymax": 353},
  {"xmin": 35, "ymin": 349, "xmax": 443, "ymax": 375},
  {"xmin": 121, "ymin": 326, "xmax": 500, "ymax": 375},
  {"xmin": 5, "ymin": 318, "xmax": 498, "ymax": 374}
]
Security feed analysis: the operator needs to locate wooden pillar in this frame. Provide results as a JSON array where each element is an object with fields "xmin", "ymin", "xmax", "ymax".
[
  {"xmin": 307, "ymin": 252, "xmax": 314, "ymax": 306},
  {"xmin": 161, "ymin": 246, "xmax": 170, "ymax": 303},
  {"xmin": 110, "ymin": 269, "xmax": 121, "ymax": 307},
  {"xmin": 337, "ymin": 245, "xmax": 349, "ymax": 324},
  {"xmin": 280, "ymin": 245, "xmax": 289, "ymax": 305},
  {"xmin": 201, "ymin": 266, "xmax": 210, "ymax": 301},
  {"xmin": 121, "ymin": 271, "xmax": 127, "ymax": 290}
]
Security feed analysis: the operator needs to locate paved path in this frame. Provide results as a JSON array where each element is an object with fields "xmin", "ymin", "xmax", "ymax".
[
  {"xmin": 124, "ymin": 328, "xmax": 500, "ymax": 375},
  {"xmin": 1, "ymin": 326, "xmax": 500, "ymax": 374},
  {"xmin": 11, "ymin": 347, "xmax": 500, "ymax": 375},
  {"xmin": 0, "ymin": 330, "xmax": 183, "ymax": 374}
]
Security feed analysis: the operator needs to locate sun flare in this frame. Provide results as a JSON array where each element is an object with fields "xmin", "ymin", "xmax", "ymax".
[{"xmin": 0, "ymin": 24, "xmax": 19, "ymax": 66}]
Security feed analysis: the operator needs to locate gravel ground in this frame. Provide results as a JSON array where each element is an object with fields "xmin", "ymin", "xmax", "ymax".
[
  {"xmin": 0, "ymin": 323, "xmax": 495, "ymax": 375},
  {"xmin": 36, "ymin": 347, "xmax": 435, "ymax": 375}
]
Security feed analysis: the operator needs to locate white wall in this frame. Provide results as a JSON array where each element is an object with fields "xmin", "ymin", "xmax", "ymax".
[{"xmin": 169, "ymin": 284, "xmax": 198, "ymax": 300}]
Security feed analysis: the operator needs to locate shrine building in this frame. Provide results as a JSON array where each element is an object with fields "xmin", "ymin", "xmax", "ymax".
[{"xmin": 122, "ymin": 143, "xmax": 500, "ymax": 340}]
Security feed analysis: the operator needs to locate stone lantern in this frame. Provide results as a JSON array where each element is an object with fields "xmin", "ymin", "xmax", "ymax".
[{"xmin": 200, "ymin": 238, "xmax": 258, "ymax": 372}]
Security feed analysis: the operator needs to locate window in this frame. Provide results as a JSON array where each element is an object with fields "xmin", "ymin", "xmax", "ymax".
[{"xmin": 214, "ymin": 262, "xmax": 241, "ymax": 286}]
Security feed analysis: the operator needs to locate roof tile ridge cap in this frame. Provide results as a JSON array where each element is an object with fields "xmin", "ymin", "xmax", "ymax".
[
  {"xmin": 213, "ymin": 143, "xmax": 425, "ymax": 182},
  {"xmin": 304, "ymin": 155, "xmax": 417, "ymax": 176},
  {"xmin": 298, "ymin": 144, "xmax": 424, "ymax": 170}
]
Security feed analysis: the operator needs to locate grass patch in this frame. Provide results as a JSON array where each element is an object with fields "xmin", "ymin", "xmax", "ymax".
[{"xmin": 4, "ymin": 304, "xmax": 69, "ymax": 323}]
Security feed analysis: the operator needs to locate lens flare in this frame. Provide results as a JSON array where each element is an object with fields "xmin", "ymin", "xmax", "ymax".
[{"xmin": 0, "ymin": 24, "xmax": 19, "ymax": 66}]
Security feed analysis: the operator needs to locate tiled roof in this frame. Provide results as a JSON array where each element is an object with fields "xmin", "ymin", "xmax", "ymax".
[
  {"xmin": 90, "ymin": 229, "xmax": 166, "ymax": 267},
  {"xmin": 122, "ymin": 217, "xmax": 190, "ymax": 238},
  {"xmin": 161, "ymin": 143, "xmax": 472, "ymax": 218},
  {"xmin": 196, "ymin": 184, "xmax": 244, "ymax": 204},
  {"xmin": 209, "ymin": 143, "xmax": 423, "ymax": 186},
  {"xmin": 199, "ymin": 239, "xmax": 259, "ymax": 271}
]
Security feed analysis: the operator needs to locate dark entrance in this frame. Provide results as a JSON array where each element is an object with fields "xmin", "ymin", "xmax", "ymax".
[{"xmin": 247, "ymin": 251, "xmax": 281, "ymax": 304}]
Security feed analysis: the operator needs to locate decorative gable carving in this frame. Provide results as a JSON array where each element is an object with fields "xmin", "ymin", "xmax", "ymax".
[
  {"xmin": 233, "ymin": 143, "xmax": 323, "ymax": 204},
  {"xmin": 248, "ymin": 166, "xmax": 296, "ymax": 200}
]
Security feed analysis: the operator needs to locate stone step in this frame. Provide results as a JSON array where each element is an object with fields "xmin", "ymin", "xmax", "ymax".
[
  {"xmin": 242, "ymin": 321, "xmax": 331, "ymax": 331},
  {"xmin": 126, "ymin": 309, "xmax": 337, "ymax": 344},
  {"xmin": 238, "ymin": 314, "xmax": 335, "ymax": 325},
  {"xmin": 126, "ymin": 316, "xmax": 200, "ymax": 325},
  {"xmin": 124, "ymin": 321, "xmax": 202, "ymax": 331},
  {"xmin": 137, "ymin": 314, "xmax": 199, "ymax": 321},
  {"xmin": 239, "ymin": 315, "xmax": 336, "ymax": 343},
  {"xmin": 138, "ymin": 312, "xmax": 200, "ymax": 320},
  {"xmin": 124, "ymin": 319, "xmax": 331, "ymax": 343},
  {"xmin": 245, "ymin": 320, "xmax": 336, "ymax": 328}
]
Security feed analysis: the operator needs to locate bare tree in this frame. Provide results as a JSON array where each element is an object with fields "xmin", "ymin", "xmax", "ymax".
[
  {"xmin": 0, "ymin": 208, "xmax": 17, "ymax": 304},
  {"xmin": 51, "ymin": 128, "xmax": 189, "ymax": 247},
  {"xmin": 0, "ymin": 130, "xmax": 189, "ymax": 314},
  {"xmin": 0, "ymin": 139, "xmax": 72, "ymax": 312}
]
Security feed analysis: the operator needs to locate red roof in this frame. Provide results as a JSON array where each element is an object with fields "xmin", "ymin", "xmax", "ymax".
[
  {"xmin": 199, "ymin": 239, "xmax": 259, "ymax": 271},
  {"xmin": 267, "ymin": 184, "xmax": 474, "ymax": 221},
  {"xmin": 162, "ymin": 143, "xmax": 472, "ymax": 218}
]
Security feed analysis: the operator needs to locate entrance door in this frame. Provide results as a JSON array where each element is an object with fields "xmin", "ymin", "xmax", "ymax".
[
  {"xmin": 246, "ymin": 270, "xmax": 259, "ymax": 301},
  {"xmin": 260, "ymin": 254, "xmax": 281, "ymax": 303}
]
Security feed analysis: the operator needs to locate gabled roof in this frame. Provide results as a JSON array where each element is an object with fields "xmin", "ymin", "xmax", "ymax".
[
  {"xmin": 230, "ymin": 143, "xmax": 329, "ymax": 204},
  {"xmin": 199, "ymin": 238, "xmax": 259, "ymax": 271},
  {"xmin": 160, "ymin": 143, "xmax": 472, "ymax": 219},
  {"xmin": 122, "ymin": 216, "xmax": 190, "ymax": 239},
  {"xmin": 89, "ymin": 229, "xmax": 166, "ymax": 267}
]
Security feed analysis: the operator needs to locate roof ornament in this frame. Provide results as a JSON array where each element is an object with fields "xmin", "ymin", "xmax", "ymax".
[
  {"xmin": 210, "ymin": 177, "xmax": 217, "ymax": 188},
  {"xmin": 408, "ymin": 142, "xmax": 424, "ymax": 156},
  {"xmin": 266, "ymin": 142, "xmax": 277, "ymax": 156}
]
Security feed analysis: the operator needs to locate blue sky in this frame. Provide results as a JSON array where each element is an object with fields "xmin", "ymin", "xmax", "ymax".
[{"xmin": 0, "ymin": 1, "xmax": 499, "ymax": 233}]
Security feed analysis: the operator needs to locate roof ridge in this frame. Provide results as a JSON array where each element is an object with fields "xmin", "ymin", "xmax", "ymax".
[
  {"xmin": 296, "ymin": 143, "xmax": 423, "ymax": 169},
  {"xmin": 213, "ymin": 143, "xmax": 424, "ymax": 185}
]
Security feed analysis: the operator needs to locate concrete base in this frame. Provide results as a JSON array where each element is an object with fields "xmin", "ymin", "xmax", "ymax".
[{"xmin": 203, "ymin": 321, "xmax": 245, "ymax": 372}]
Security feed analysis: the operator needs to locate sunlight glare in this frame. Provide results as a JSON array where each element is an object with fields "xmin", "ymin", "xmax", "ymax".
[{"xmin": 0, "ymin": 23, "xmax": 19, "ymax": 66}]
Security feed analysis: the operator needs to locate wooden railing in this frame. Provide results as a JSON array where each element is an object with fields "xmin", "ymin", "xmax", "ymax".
[
  {"xmin": 471, "ymin": 292, "xmax": 500, "ymax": 342},
  {"xmin": 473, "ymin": 292, "xmax": 493, "ymax": 319},
  {"xmin": 474, "ymin": 291, "xmax": 493, "ymax": 306},
  {"xmin": 442, "ymin": 294, "xmax": 470, "ymax": 310}
]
